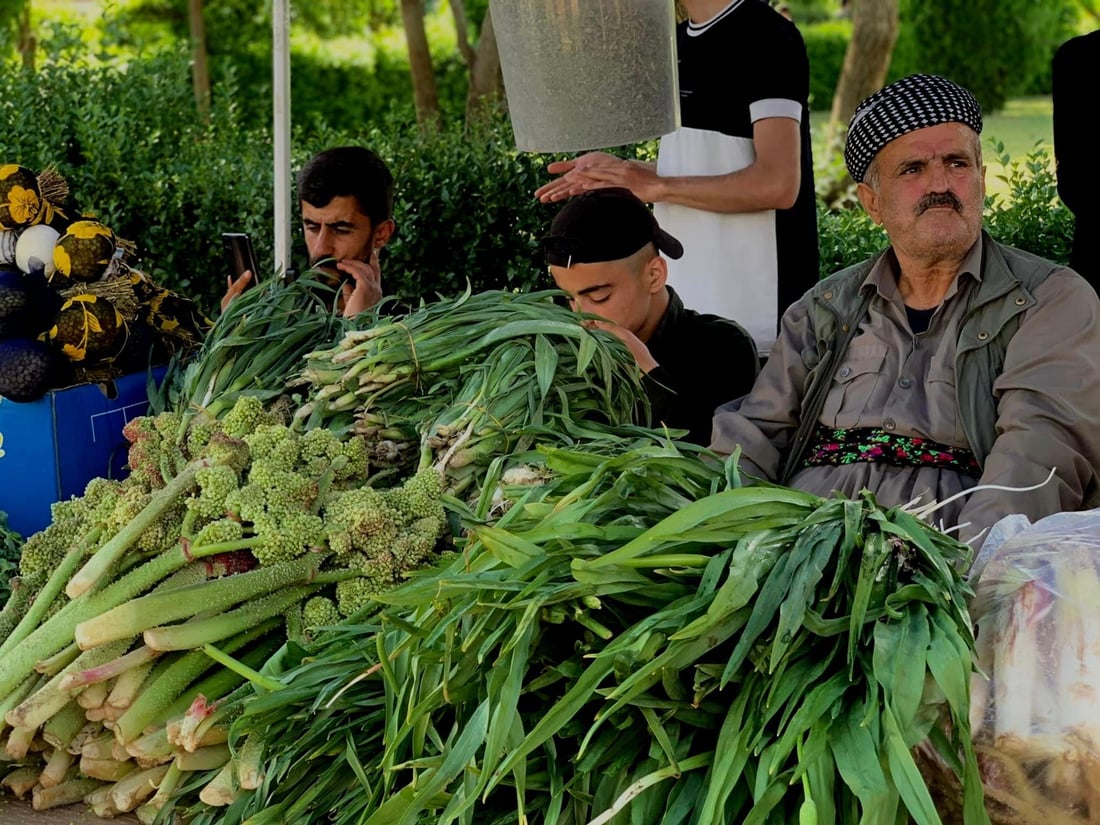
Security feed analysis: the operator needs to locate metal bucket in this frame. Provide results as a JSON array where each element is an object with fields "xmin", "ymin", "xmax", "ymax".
[{"xmin": 490, "ymin": 0, "xmax": 679, "ymax": 152}]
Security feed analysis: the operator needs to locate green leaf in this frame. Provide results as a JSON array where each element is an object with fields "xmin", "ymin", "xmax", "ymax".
[
  {"xmin": 882, "ymin": 705, "xmax": 943, "ymax": 825},
  {"xmin": 873, "ymin": 603, "xmax": 930, "ymax": 741}
]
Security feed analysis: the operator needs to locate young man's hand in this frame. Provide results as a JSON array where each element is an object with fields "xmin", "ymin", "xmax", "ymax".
[
  {"xmin": 338, "ymin": 249, "xmax": 383, "ymax": 317},
  {"xmin": 584, "ymin": 319, "xmax": 659, "ymax": 373}
]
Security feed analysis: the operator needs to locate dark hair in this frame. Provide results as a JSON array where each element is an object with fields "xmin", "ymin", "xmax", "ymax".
[{"xmin": 297, "ymin": 146, "xmax": 394, "ymax": 226}]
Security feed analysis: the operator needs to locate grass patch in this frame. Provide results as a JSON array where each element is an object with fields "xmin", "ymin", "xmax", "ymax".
[{"xmin": 982, "ymin": 96, "xmax": 1054, "ymax": 199}]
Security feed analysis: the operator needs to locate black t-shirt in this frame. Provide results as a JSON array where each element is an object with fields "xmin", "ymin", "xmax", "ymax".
[
  {"xmin": 643, "ymin": 287, "xmax": 759, "ymax": 445},
  {"xmin": 657, "ymin": 0, "xmax": 819, "ymax": 349}
]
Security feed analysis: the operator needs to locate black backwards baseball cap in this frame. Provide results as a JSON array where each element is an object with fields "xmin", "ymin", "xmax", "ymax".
[
  {"xmin": 542, "ymin": 188, "xmax": 684, "ymax": 268},
  {"xmin": 844, "ymin": 74, "xmax": 983, "ymax": 184}
]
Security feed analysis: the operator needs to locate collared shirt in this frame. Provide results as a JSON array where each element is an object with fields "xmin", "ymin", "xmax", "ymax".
[
  {"xmin": 711, "ymin": 236, "xmax": 1100, "ymax": 544},
  {"xmin": 644, "ymin": 287, "xmax": 758, "ymax": 446}
]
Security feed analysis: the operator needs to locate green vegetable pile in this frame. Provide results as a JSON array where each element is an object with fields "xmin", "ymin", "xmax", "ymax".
[
  {"xmin": 157, "ymin": 440, "xmax": 987, "ymax": 825},
  {"xmin": 0, "ymin": 510, "xmax": 22, "ymax": 608},
  {"xmin": 0, "ymin": 284, "xmax": 656, "ymax": 819}
]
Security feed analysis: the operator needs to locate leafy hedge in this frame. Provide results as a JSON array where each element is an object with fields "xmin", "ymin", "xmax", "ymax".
[
  {"xmin": 0, "ymin": 43, "xmax": 1076, "ymax": 320},
  {"xmin": 888, "ymin": 0, "xmax": 1078, "ymax": 111},
  {"xmin": 802, "ymin": 19, "xmax": 850, "ymax": 112}
]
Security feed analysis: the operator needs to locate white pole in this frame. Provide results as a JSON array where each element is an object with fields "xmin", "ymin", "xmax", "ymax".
[{"xmin": 273, "ymin": 0, "xmax": 292, "ymax": 278}]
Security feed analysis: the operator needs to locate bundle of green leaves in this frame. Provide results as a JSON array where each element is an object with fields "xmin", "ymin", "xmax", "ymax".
[{"xmin": 0, "ymin": 510, "xmax": 21, "ymax": 606}]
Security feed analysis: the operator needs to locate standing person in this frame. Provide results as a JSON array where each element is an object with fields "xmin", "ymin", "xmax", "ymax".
[
  {"xmin": 1052, "ymin": 29, "xmax": 1100, "ymax": 288},
  {"xmin": 544, "ymin": 188, "xmax": 759, "ymax": 445},
  {"xmin": 710, "ymin": 74, "xmax": 1100, "ymax": 545},
  {"xmin": 222, "ymin": 146, "xmax": 396, "ymax": 316},
  {"xmin": 535, "ymin": 0, "xmax": 819, "ymax": 358}
]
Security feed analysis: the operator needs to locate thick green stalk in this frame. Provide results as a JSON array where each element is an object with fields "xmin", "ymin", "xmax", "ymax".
[
  {"xmin": 144, "ymin": 585, "xmax": 320, "ymax": 652},
  {"xmin": 0, "ymin": 536, "xmax": 261, "ymax": 700},
  {"xmin": 113, "ymin": 620, "xmax": 280, "ymax": 744},
  {"xmin": 34, "ymin": 642, "xmax": 82, "ymax": 677},
  {"xmin": 41, "ymin": 700, "xmax": 86, "ymax": 750},
  {"xmin": 5, "ymin": 640, "xmax": 130, "ymax": 730},
  {"xmin": 0, "ymin": 526, "xmax": 102, "ymax": 658},
  {"xmin": 60, "ymin": 644, "xmax": 160, "ymax": 691},
  {"xmin": 32, "ymin": 777, "xmax": 105, "ymax": 810},
  {"xmin": 66, "ymin": 458, "xmax": 211, "ymax": 599},
  {"xmin": 76, "ymin": 554, "xmax": 326, "ymax": 649}
]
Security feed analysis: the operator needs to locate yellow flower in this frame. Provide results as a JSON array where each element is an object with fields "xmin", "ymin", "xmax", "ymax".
[{"xmin": 7, "ymin": 185, "xmax": 41, "ymax": 225}]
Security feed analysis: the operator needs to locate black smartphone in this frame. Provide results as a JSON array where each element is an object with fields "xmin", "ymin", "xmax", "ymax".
[{"xmin": 222, "ymin": 232, "xmax": 259, "ymax": 283}]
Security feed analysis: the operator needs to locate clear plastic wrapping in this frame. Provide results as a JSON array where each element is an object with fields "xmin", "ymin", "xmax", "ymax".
[{"xmin": 967, "ymin": 511, "xmax": 1100, "ymax": 824}]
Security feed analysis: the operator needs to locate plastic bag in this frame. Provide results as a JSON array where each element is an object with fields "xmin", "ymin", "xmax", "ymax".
[{"xmin": 968, "ymin": 509, "xmax": 1100, "ymax": 824}]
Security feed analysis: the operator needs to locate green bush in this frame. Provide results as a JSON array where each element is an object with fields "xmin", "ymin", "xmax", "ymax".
[
  {"xmin": 889, "ymin": 0, "xmax": 1077, "ymax": 111},
  {"xmin": 983, "ymin": 143, "xmax": 1074, "ymax": 265},
  {"xmin": 0, "ymin": 41, "xmax": 1075, "ymax": 320},
  {"xmin": 802, "ymin": 19, "xmax": 850, "ymax": 112}
]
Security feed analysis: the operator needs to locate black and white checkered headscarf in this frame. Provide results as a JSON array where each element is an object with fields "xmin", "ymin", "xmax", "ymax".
[{"xmin": 844, "ymin": 74, "xmax": 983, "ymax": 184}]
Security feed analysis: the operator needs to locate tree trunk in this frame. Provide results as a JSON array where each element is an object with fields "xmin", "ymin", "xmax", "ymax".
[
  {"xmin": 400, "ymin": 0, "xmax": 440, "ymax": 126},
  {"xmin": 188, "ymin": 0, "xmax": 211, "ymax": 119},
  {"xmin": 825, "ymin": 0, "xmax": 899, "ymax": 151},
  {"xmin": 465, "ymin": 6, "xmax": 504, "ymax": 121},
  {"xmin": 17, "ymin": 1, "xmax": 35, "ymax": 71},
  {"xmin": 448, "ymin": 0, "xmax": 476, "ymax": 70}
]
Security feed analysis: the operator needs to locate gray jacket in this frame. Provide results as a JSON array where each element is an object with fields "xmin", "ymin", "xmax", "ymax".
[{"xmin": 780, "ymin": 230, "xmax": 1057, "ymax": 483}]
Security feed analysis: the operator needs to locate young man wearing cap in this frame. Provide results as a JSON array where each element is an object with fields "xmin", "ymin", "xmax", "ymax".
[
  {"xmin": 536, "ymin": 0, "xmax": 818, "ymax": 359},
  {"xmin": 545, "ymin": 188, "xmax": 758, "ymax": 446},
  {"xmin": 710, "ymin": 74, "xmax": 1100, "ymax": 545},
  {"xmin": 221, "ymin": 146, "xmax": 396, "ymax": 316}
]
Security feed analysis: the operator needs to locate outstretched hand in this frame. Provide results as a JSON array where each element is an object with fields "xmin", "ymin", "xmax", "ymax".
[
  {"xmin": 534, "ymin": 151, "xmax": 621, "ymax": 202},
  {"xmin": 535, "ymin": 152, "xmax": 662, "ymax": 204}
]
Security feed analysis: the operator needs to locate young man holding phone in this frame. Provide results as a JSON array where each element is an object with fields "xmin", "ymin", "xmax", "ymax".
[{"xmin": 221, "ymin": 146, "xmax": 396, "ymax": 316}]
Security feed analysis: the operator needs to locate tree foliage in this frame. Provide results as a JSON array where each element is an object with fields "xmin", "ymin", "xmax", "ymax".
[{"xmin": 889, "ymin": 0, "xmax": 1078, "ymax": 112}]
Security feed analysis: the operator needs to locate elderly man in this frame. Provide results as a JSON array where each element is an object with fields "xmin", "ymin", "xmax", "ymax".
[{"xmin": 711, "ymin": 74, "xmax": 1100, "ymax": 544}]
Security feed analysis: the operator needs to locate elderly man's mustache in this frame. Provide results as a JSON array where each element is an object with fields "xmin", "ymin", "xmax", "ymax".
[{"xmin": 916, "ymin": 191, "xmax": 963, "ymax": 214}]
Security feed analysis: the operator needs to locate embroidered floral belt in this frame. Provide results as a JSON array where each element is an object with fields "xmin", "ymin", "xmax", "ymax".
[{"xmin": 802, "ymin": 426, "xmax": 981, "ymax": 478}]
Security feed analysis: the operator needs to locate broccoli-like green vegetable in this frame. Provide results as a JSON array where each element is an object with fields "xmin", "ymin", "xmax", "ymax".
[
  {"xmin": 103, "ymin": 484, "xmax": 153, "ymax": 536},
  {"xmin": 335, "ymin": 576, "xmax": 383, "ymax": 618},
  {"xmin": 220, "ymin": 395, "xmax": 268, "ymax": 438},
  {"xmin": 19, "ymin": 523, "xmax": 76, "ymax": 577},
  {"xmin": 336, "ymin": 436, "xmax": 370, "ymax": 483},
  {"xmin": 184, "ymin": 415, "xmax": 225, "ymax": 459},
  {"xmin": 246, "ymin": 461, "xmax": 318, "ymax": 517},
  {"xmin": 250, "ymin": 512, "xmax": 324, "ymax": 566},
  {"xmin": 225, "ymin": 484, "xmax": 267, "ymax": 523},
  {"xmin": 193, "ymin": 518, "xmax": 245, "ymax": 549},
  {"xmin": 302, "ymin": 596, "xmax": 341, "ymax": 629},
  {"xmin": 188, "ymin": 464, "xmax": 240, "ymax": 520},
  {"xmin": 137, "ymin": 502, "xmax": 185, "ymax": 555},
  {"xmin": 322, "ymin": 487, "xmax": 402, "ymax": 560},
  {"xmin": 244, "ymin": 424, "xmax": 301, "ymax": 468},
  {"xmin": 383, "ymin": 466, "xmax": 446, "ymax": 524},
  {"xmin": 300, "ymin": 428, "xmax": 343, "ymax": 466},
  {"xmin": 123, "ymin": 412, "xmax": 188, "ymax": 488}
]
